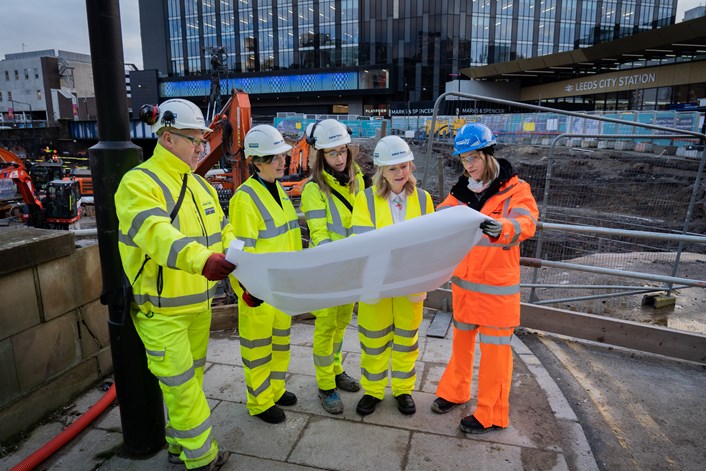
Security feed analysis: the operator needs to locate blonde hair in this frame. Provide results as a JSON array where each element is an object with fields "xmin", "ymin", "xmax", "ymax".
[
  {"xmin": 310, "ymin": 147, "xmax": 359, "ymax": 195},
  {"xmin": 372, "ymin": 161, "xmax": 417, "ymax": 198}
]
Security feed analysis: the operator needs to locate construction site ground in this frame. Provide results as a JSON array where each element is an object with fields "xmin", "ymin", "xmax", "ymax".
[{"xmin": 1, "ymin": 141, "xmax": 705, "ymax": 470}]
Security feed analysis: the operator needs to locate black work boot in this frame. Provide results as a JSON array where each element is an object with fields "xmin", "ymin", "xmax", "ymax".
[
  {"xmin": 395, "ymin": 394, "xmax": 416, "ymax": 415},
  {"xmin": 460, "ymin": 415, "xmax": 504, "ymax": 434},
  {"xmin": 255, "ymin": 405, "xmax": 286, "ymax": 423},
  {"xmin": 335, "ymin": 371, "xmax": 361, "ymax": 392},
  {"xmin": 275, "ymin": 390, "xmax": 298, "ymax": 406},
  {"xmin": 431, "ymin": 397, "xmax": 462, "ymax": 414},
  {"xmin": 356, "ymin": 394, "xmax": 381, "ymax": 416},
  {"xmin": 191, "ymin": 450, "xmax": 230, "ymax": 470}
]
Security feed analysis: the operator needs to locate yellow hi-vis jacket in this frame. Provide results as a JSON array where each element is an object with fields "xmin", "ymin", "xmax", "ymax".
[
  {"xmin": 350, "ymin": 185, "xmax": 434, "ymax": 234},
  {"xmin": 115, "ymin": 143, "xmax": 235, "ymax": 315},
  {"xmin": 228, "ymin": 176, "xmax": 302, "ymax": 255},
  {"xmin": 300, "ymin": 166, "xmax": 364, "ymax": 246}
]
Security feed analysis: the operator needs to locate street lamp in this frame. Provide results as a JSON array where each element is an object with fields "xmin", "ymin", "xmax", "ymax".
[{"xmin": 10, "ymin": 99, "xmax": 33, "ymax": 127}]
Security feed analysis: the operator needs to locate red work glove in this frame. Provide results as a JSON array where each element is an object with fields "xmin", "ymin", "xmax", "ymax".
[
  {"xmin": 239, "ymin": 282, "xmax": 263, "ymax": 308},
  {"xmin": 202, "ymin": 253, "xmax": 236, "ymax": 281}
]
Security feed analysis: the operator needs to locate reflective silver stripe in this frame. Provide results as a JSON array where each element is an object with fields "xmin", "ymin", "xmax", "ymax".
[
  {"xmin": 192, "ymin": 174, "xmax": 212, "ymax": 194},
  {"xmin": 392, "ymin": 340, "xmax": 419, "ymax": 353},
  {"xmin": 238, "ymin": 185, "xmax": 296, "ymax": 240},
  {"xmin": 361, "ymin": 339, "xmax": 393, "ymax": 355},
  {"xmin": 221, "ymin": 216, "xmax": 228, "ymax": 230},
  {"xmin": 317, "ymin": 238, "xmax": 332, "ymax": 245},
  {"xmin": 270, "ymin": 371, "xmax": 286, "ymax": 381},
  {"xmin": 452, "ymin": 276, "xmax": 520, "ymax": 295},
  {"xmin": 509, "ymin": 218, "xmax": 522, "ymax": 244},
  {"xmin": 453, "ymin": 318, "xmax": 478, "ymax": 331},
  {"xmin": 128, "ymin": 207, "xmax": 169, "ymax": 241},
  {"xmin": 437, "ymin": 204, "xmax": 453, "ymax": 211},
  {"xmin": 313, "ymin": 353, "xmax": 335, "ymax": 366},
  {"xmin": 417, "ymin": 190, "xmax": 428, "ymax": 214},
  {"xmin": 351, "ymin": 225, "xmax": 374, "ymax": 235},
  {"xmin": 364, "ymin": 187, "xmax": 376, "ymax": 226},
  {"xmin": 326, "ymin": 194, "xmax": 348, "ymax": 237},
  {"xmin": 240, "ymin": 337, "xmax": 272, "ymax": 349},
  {"xmin": 358, "ymin": 324, "xmax": 394, "ymax": 339},
  {"xmin": 247, "ymin": 378, "xmax": 271, "ymax": 397},
  {"xmin": 167, "ymin": 416, "xmax": 212, "ymax": 439},
  {"xmin": 118, "ymin": 231, "xmax": 138, "ymax": 247},
  {"xmin": 502, "ymin": 198, "xmax": 511, "ymax": 217},
  {"xmin": 509, "ymin": 207, "xmax": 537, "ymax": 225},
  {"xmin": 327, "ymin": 222, "xmax": 348, "ymax": 237},
  {"xmin": 167, "ymin": 237, "xmax": 193, "ymax": 269},
  {"xmin": 158, "ymin": 366, "xmax": 195, "ymax": 387},
  {"xmin": 134, "ymin": 285, "xmax": 218, "ymax": 307},
  {"xmin": 272, "ymin": 343, "xmax": 290, "ymax": 352},
  {"xmin": 242, "ymin": 353, "xmax": 272, "ymax": 369},
  {"xmin": 333, "ymin": 340, "xmax": 343, "ymax": 354},
  {"xmin": 237, "ymin": 235, "xmax": 257, "ymax": 247},
  {"xmin": 495, "ymin": 182, "xmax": 517, "ymax": 197},
  {"xmin": 391, "ymin": 368, "xmax": 416, "ymax": 379},
  {"xmin": 394, "ymin": 327, "xmax": 417, "ymax": 338},
  {"xmin": 476, "ymin": 238, "xmax": 518, "ymax": 248},
  {"xmin": 193, "ymin": 357, "xmax": 206, "ymax": 368},
  {"xmin": 478, "ymin": 332, "xmax": 513, "ymax": 345},
  {"xmin": 136, "ymin": 168, "xmax": 179, "ymax": 230},
  {"xmin": 182, "ymin": 433, "xmax": 213, "ymax": 459},
  {"xmin": 145, "ymin": 348, "xmax": 164, "ymax": 357},
  {"xmin": 362, "ymin": 367, "xmax": 388, "ymax": 381},
  {"xmin": 273, "ymin": 327, "xmax": 291, "ymax": 337},
  {"xmin": 306, "ymin": 209, "xmax": 327, "ymax": 219}
]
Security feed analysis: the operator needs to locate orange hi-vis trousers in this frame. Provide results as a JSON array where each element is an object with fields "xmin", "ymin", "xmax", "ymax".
[{"xmin": 436, "ymin": 323, "xmax": 515, "ymax": 428}]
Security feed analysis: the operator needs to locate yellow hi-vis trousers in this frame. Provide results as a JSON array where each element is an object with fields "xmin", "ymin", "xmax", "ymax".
[
  {"xmin": 357, "ymin": 296, "xmax": 423, "ymax": 398},
  {"xmin": 132, "ymin": 309, "xmax": 218, "ymax": 470},
  {"xmin": 436, "ymin": 324, "xmax": 514, "ymax": 428},
  {"xmin": 238, "ymin": 300, "xmax": 292, "ymax": 415},
  {"xmin": 312, "ymin": 303, "xmax": 355, "ymax": 390}
]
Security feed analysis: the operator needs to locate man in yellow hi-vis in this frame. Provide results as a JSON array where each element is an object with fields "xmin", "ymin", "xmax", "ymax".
[{"xmin": 115, "ymin": 99, "xmax": 234, "ymax": 471}]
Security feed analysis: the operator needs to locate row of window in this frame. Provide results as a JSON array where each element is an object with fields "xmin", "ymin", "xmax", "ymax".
[
  {"xmin": 544, "ymin": 83, "xmax": 706, "ymax": 111},
  {"xmin": 0, "ymin": 90, "xmax": 42, "ymax": 103},
  {"xmin": 3, "ymin": 68, "xmax": 40, "ymax": 81}
]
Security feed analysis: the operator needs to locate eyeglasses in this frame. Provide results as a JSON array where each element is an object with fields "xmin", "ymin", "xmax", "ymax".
[
  {"xmin": 324, "ymin": 148, "xmax": 348, "ymax": 158},
  {"xmin": 460, "ymin": 152, "xmax": 482, "ymax": 165},
  {"xmin": 170, "ymin": 130, "xmax": 206, "ymax": 147}
]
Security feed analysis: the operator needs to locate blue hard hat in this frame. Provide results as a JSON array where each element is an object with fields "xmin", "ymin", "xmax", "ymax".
[{"xmin": 453, "ymin": 123, "xmax": 496, "ymax": 155}]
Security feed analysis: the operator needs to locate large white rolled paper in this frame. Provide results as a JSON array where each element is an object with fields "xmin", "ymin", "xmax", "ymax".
[{"xmin": 226, "ymin": 204, "xmax": 486, "ymax": 315}]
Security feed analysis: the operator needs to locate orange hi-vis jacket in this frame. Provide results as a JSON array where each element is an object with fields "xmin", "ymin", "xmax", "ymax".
[{"xmin": 438, "ymin": 174, "xmax": 538, "ymax": 327}]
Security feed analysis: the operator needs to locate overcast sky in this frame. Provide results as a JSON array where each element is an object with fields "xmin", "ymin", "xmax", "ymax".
[{"xmin": 0, "ymin": 0, "xmax": 704, "ymax": 71}]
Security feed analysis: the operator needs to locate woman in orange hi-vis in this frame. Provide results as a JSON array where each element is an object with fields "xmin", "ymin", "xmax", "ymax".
[{"xmin": 431, "ymin": 122, "xmax": 538, "ymax": 434}]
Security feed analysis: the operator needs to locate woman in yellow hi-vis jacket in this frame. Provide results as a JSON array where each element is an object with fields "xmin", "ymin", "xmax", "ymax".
[
  {"xmin": 300, "ymin": 119, "xmax": 365, "ymax": 414},
  {"xmin": 228, "ymin": 125, "xmax": 302, "ymax": 424},
  {"xmin": 430, "ymin": 123, "xmax": 538, "ymax": 435},
  {"xmin": 116, "ymin": 99, "xmax": 235, "ymax": 470},
  {"xmin": 350, "ymin": 135, "xmax": 434, "ymax": 416}
]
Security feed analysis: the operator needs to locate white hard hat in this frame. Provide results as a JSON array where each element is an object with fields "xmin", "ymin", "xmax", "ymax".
[
  {"xmin": 149, "ymin": 99, "xmax": 211, "ymax": 134},
  {"xmin": 373, "ymin": 135, "xmax": 414, "ymax": 166},
  {"xmin": 245, "ymin": 125, "xmax": 292, "ymax": 157},
  {"xmin": 306, "ymin": 119, "xmax": 352, "ymax": 150}
]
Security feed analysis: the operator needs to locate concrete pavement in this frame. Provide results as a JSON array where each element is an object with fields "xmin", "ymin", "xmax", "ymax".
[{"xmin": 0, "ymin": 309, "xmax": 598, "ymax": 471}]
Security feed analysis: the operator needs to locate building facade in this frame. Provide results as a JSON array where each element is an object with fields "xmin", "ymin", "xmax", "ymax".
[
  {"xmin": 0, "ymin": 50, "xmax": 95, "ymax": 127},
  {"xmin": 136, "ymin": 0, "xmax": 676, "ymax": 117}
]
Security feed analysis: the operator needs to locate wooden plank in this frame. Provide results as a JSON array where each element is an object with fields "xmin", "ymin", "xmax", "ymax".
[{"xmin": 427, "ymin": 310, "xmax": 452, "ymax": 338}]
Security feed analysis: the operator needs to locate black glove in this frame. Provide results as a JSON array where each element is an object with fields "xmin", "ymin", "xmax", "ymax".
[
  {"xmin": 239, "ymin": 282, "xmax": 263, "ymax": 308},
  {"xmin": 479, "ymin": 218, "xmax": 502, "ymax": 238},
  {"xmin": 202, "ymin": 253, "xmax": 236, "ymax": 281}
]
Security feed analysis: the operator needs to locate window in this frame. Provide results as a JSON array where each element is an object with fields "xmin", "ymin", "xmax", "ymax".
[
  {"xmin": 24, "ymin": 69, "xmax": 29, "ymax": 80},
  {"xmin": 7, "ymin": 91, "xmax": 12, "ymax": 100},
  {"xmin": 34, "ymin": 68, "xmax": 39, "ymax": 79},
  {"xmin": 37, "ymin": 90, "xmax": 42, "ymax": 101},
  {"xmin": 4, "ymin": 71, "xmax": 8, "ymax": 81},
  {"xmin": 14, "ymin": 70, "xmax": 19, "ymax": 80},
  {"xmin": 0, "ymin": 91, "xmax": 3, "ymax": 102}
]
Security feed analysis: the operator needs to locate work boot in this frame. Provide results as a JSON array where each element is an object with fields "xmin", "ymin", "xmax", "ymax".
[
  {"xmin": 459, "ymin": 415, "xmax": 504, "ymax": 434},
  {"xmin": 356, "ymin": 394, "xmax": 381, "ymax": 416},
  {"xmin": 167, "ymin": 451, "xmax": 182, "ymax": 465},
  {"xmin": 191, "ymin": 450, "xmax": 230, "ymax": 470},
  {"xmin": 335, "ymin": 371, "xmax": 361, "ymax": 392},
  {"xmin": 318, "ymin": 388, "xmax": 344, "ymax": 414},
  {"xmin": 431, "ymin": 397, "xmax": 461, "ymax": 414},
  {"xmin": 275, "ymin": 390, "xmax": 297, "ymax": 406},
  {"xmin": 395, "ymin": 394, "xmax": 416, "ymax": 415},
  {"xmin": 254, "ymin": 405, "xmax": 286, "ymax": 424}
]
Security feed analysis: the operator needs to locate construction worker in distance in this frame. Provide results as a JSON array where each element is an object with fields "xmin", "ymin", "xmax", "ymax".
[
  {"xmin": 350, "ymin": 135, "xmax": 434, "ymax": 416},
  {"xmin": 115, "ymin": 98, "xmax": 234, "ymax": 471},
  {"xmin": 228, "ymin": 124, "xmax": 302, "ymax": 424},
  {"xmin": 430, "ymin": 123, "xmax": 538, "ymax": 434},
  {"xmin": 300, "ymin": 119, "xmax": 365, "ymax": 414}
]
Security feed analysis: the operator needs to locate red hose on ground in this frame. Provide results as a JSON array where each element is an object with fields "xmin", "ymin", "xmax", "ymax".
[{"xmin": 10, "ymin": 384, "xmax": 117, "ymax": 471}]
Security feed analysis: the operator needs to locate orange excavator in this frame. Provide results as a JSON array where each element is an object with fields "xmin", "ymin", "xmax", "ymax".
[
  {"xmin": 0, "ymin": 148, "xmax": 81, "ymax": 228},
  {"xmin": 194, "ymin": 89, "xmax": 312, "ymax": 208}
]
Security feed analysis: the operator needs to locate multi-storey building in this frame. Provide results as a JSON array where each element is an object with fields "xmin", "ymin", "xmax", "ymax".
[{"xmin": 135, "ymin": 0, "xmax": 677, "ymax": 117}]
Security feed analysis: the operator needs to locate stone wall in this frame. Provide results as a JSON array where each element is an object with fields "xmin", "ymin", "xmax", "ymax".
[{"xmin": 0, "ymin": 229, "xmax": 111, "ymax": 443}]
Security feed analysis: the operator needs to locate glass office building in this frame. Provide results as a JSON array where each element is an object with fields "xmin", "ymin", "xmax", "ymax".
[{"xmin": 138, "ymin": 0, "xmax": 676, "ymax": 116}]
